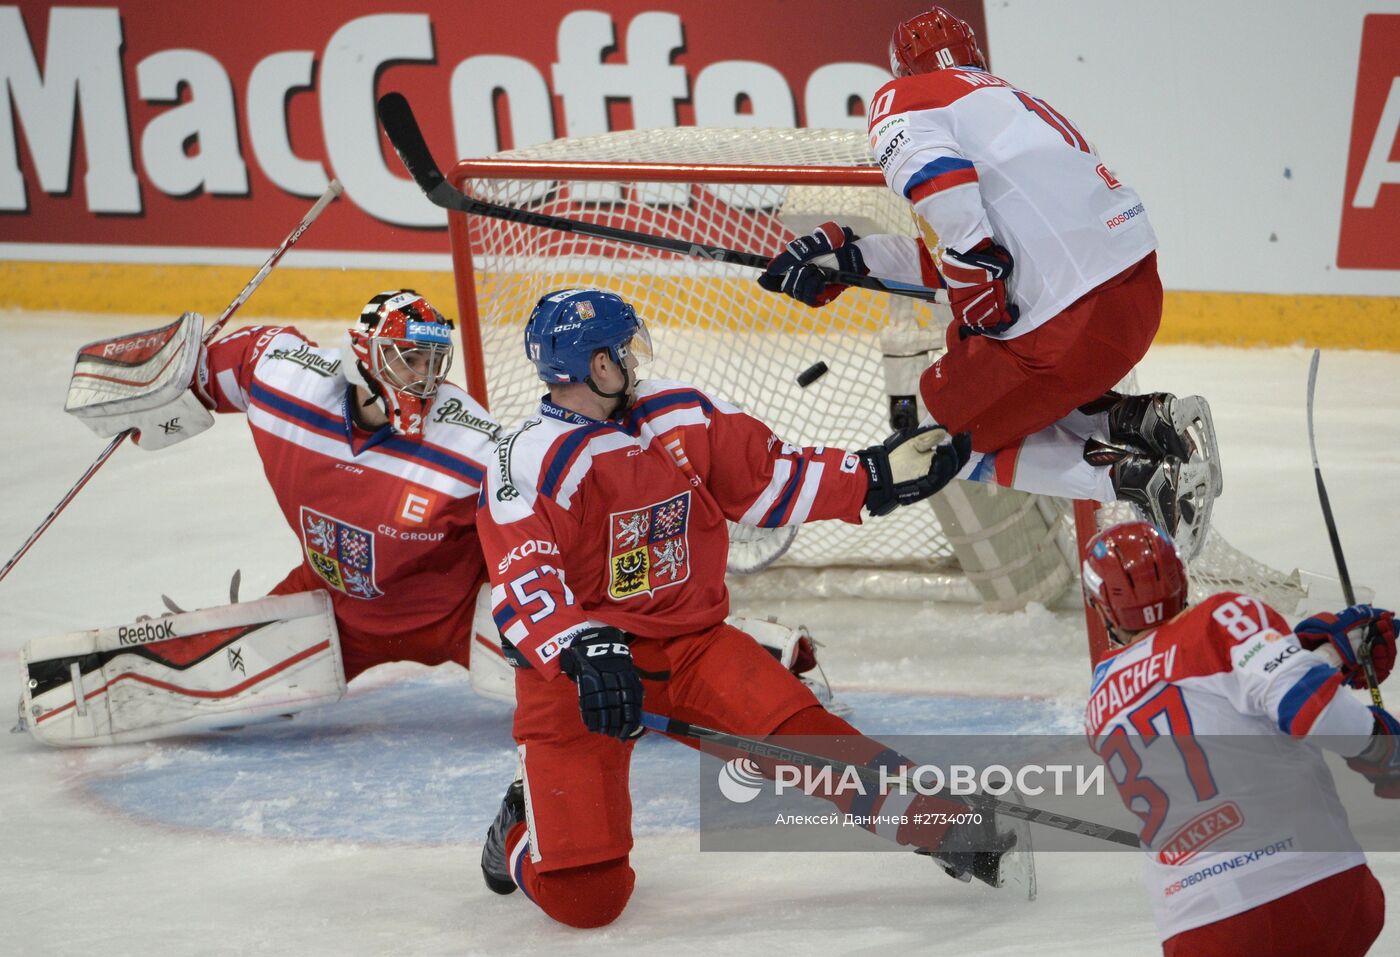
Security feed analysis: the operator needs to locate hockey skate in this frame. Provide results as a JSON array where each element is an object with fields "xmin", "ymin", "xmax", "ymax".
[
  {"xmin": 1107, "ymin": 396, "xmax": 1221, "ymax": 561},
  {"xmin": 482, "ymin": 779, "xmax": 525, "ymax": 895},
  {"xmin": 1106, "ymin": 393, "xmax": 1193, "ymax": 461},
  {"xmin": 918, "ymin": 796, "xmax": 1037, "ymax": 901}
]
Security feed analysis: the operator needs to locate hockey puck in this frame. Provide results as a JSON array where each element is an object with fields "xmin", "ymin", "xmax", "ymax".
[{"xmin": 796, "ymin": 361, "xmax": 829, "ymax": 387}]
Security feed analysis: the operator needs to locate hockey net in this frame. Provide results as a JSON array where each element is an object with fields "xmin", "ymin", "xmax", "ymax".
[{"xmin": 446, "ymin": 127, "xmax": 1315, "ymax": 620}]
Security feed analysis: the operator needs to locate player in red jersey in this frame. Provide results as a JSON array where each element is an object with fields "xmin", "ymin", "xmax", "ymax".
[
  {"xmin": 196, "ymin": 290, "xmax": 498, "ymax": 682},
  {"xmin": 1082, "ymin": 521, "xmax": 1398, "ymax": 956},
  {"xmin": 474, "ymin": 288, "xmax": 1039, "ymax": 928},
  {"xmin": 759, "ymin": 6, "xmax": 1220, "ymax": 559}
]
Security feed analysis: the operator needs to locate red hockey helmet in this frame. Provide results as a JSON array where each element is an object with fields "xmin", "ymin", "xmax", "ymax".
[
  {"xmin": 1081, "ymin": 521, "xmax": 1188, "ymax": 640},
  {"xmin": 889, "ymin": 7, "xmax": 987, "ymax": 77},
  {"xmin": 344, "ymin": 290, "xmax": 454, "ymax": 437}
]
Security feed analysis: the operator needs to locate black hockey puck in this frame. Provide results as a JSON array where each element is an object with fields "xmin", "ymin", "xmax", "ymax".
[{"xmin": 797, "ymin": 361, "xmax": 829, "ymax": 387}]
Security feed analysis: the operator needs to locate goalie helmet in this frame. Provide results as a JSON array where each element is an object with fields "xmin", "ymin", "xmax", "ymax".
[
  {"xmin": 1081, "ymin": 521, "xmax": 1188, "ymax": 641},
  {"xmin": 890, "ymin": 6, "xmax": 987, "ymax": 77},
  {"xmin": 524, "ymin": 288, "xmax": 652, "ymax": 386},
  {"xmin": 344, "ymin": 290, "xmax": 454, "ymax": 437}
]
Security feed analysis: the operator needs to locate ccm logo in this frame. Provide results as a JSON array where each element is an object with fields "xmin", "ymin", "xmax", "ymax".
[{"xmin": 398, "ymin": 487, "xmax": 438, "ymax": 525}]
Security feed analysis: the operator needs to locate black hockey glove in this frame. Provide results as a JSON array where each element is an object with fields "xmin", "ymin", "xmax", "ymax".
[
  {"xmin": 859, "ymin": 425, "xmax": 973, "ymax": 517},
  {"xmin": 758, "ymin": 221, "xmax": 868, "ymax": 307},
  {"xmin": 559, "ymin": 626, "xmax": 644, "ymax": 740}
]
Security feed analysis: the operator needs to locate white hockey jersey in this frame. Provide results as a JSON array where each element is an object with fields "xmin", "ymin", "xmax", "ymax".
[
  {"xmin": 867, "ymin": 67, "xmax": 1157, "ymax": 337},
  {"xmin": 1085, "ymin": 593, "xmax": 1376, "ymax": 940}
]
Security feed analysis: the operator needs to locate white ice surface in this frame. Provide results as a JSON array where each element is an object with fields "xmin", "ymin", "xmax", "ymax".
[{"xmin": 1, "ymin": 313, "xmax": 1397, "ymax": 956}]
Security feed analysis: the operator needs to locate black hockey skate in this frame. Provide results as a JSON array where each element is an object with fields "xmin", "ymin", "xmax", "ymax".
[
  {"xmin": 1106, "ymin": 393, "xmax": 1193, "ymax": 461},
  {"xmin": 917, "ymin": 800, "xmax": 1035, "ymax": 899},
  {"xmin": 1110, "ymin": 454, "xmax": 1182, "ymax": 539},
  {"xmin": 481, "ymin": 779, "xmax": 525, "ymax": 895}
]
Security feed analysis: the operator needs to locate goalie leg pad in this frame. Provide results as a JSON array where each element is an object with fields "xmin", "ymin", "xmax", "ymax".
[
  {"xmin": 19, "ymin": 592, "xmax": 344, "ymax": 747},
  {"xmin": 469, "ymin": 582, "xmax": 519, "ymax": 705},
  {"xmin": 725, "ymin": 616, "xmax": 847, "ymax": 716}
]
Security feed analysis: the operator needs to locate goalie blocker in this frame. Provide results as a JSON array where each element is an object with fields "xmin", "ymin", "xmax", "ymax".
[{"xmin": 18, "ymin": 592, "xmax": 344, "ymax": 747}]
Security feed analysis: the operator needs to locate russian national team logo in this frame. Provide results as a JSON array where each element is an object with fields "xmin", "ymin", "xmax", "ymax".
[
  {"xmin": 300, "ymin": 506, "xmax": 383, "ymax": 600},
  {"xmin": 607, "ymin": 492, "xmax": 691, "ymax": 600}
]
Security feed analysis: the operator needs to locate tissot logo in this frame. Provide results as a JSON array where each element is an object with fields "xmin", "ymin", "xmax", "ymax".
[{"xmin": 1338, "ymin": 14, "xmax": 1400, "ymax": 269}]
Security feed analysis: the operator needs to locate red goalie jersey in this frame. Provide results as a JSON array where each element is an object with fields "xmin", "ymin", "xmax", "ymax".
[
  {"xmin": 478, "ymin": 380, "xmax": 869, "ymax": 677},
  {"xmin": 199, "ymin": 325, "xmax": 498, "ymax": 680}
]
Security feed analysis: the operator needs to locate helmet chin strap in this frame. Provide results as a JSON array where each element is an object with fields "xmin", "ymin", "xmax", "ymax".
[{"xmin": 585, "ymin": 357, "xmax": 634, "ymax": 419}]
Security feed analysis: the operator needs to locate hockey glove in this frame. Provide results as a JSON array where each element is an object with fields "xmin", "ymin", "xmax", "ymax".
[
  {"xmin": 941, "ymin": 239, "xmax": 1020, "ymax": 335},
  {"xmin": 859, "ymin": 425, "xmax": 973, "ymax": 517},
  {"xmin": 559, "ymin": 626, "xmax": 644, "ymax": 740},
  {"xmin": 758, "ymin": 221, "xmax": 868, "ymax": 307},
  {"xmin": 1346, "ymin": 706, "xmax": 1400, "ymax": 799},
  {"xmin": 1295, "ymin": 605, "xmax": 1397, "ymax": 690}
]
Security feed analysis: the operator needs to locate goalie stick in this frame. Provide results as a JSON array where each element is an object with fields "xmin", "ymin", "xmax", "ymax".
[
  {"xmin": 641, "ymin": 711, "xmax": 1141, "ymax": 848},
  {"xmin": 0, "ymin": 179, "xmax": 344, "ymax": 587},
  {"xmin": 375, "ymin": 93, "xmax": 949, "ymax": 305},
  {"xmin": 1306, "ymin": 349, "xmax": 1384, "ymax": 708}
]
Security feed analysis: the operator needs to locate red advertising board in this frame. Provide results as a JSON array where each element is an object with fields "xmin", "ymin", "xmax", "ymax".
[
  {"xmin": 1, "ymin": 1, "xmax": 988, "ymax": 260},
  {"xmin": 1338, "ymin": 13, "xmax": 1400, "ymax": 270}
]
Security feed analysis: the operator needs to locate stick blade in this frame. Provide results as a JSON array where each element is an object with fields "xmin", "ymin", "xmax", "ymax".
[{"xmin": 376, "ymin": 92, "xmax": 445, "ymax": 193}]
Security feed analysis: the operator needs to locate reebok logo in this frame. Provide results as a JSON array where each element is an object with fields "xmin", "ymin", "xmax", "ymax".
[{"xmin": 117, "ymin": 621, "xmax": 176, "ymax": 645}]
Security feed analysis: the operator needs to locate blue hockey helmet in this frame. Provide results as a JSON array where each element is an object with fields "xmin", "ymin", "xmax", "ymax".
[{"xmin": 524, "ymin": 288, "xmax": 652, "ymax": 384}]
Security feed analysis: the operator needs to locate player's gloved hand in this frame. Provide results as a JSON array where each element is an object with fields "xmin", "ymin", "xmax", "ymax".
[
  {"xmin": 941, "ymin": 239, "xmax": 1020, "ymax": 335},
  {"xmin": 1295, "ymin": 605, "xmax": 1397, "ymax": 690},
  {"xmin": 758, "ymin": 221, "xmax": 868, "ymax": 307},
  {"xmin": 558, "ymin": 626, "xmax": 644, "ymax": 740},
  {"xmin": 859, "ymin": 425, "xmax": 973, "ymax": 517},
  {"xmin": 1346, "ymin": 706, "xmax": 1400, "ymax": 798}
]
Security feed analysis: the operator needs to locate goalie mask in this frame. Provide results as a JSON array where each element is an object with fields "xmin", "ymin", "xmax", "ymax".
[
  {"xmin": 524, "ymin": 288, "xmax": 652, "ymax": 409},
  {"xmin": 1081, "ymin": 521, "xmax": 1188, "ymax": 644},
  {"xmin": 890, "ymin": 6, "xmax": 987, "ymax": 77},
  {"xmin": 344, "ymin": 290, "xmax": 454, "ymax": 437}
]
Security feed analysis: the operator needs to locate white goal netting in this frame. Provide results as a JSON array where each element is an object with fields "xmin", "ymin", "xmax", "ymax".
[{"xmin": 450, "ymin": 127, "xmax": 1314, "ymax": 613}]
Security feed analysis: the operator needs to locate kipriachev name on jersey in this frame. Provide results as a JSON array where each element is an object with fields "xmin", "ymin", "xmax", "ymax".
[{"xmin": 268, "ymin": 343, "xmax": 342, "ymax": 377}]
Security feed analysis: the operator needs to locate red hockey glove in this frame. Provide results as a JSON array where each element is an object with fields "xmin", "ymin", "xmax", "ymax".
[
  {"xmin": 1295, "ymin": 605, "xmax": 1396, "ymax": 690},
  {"xmin": 1347, "ymin": 706, "xmax": 1400, "ymax": 799},
  {"xmin": 858, "ymin": 425, "xmax": 973, "ymax": 517},
  {"xmin": 941, "ymin": 239, "xmax": 1020, "ymax": 335},
  {"xmin": 758, "ymin": 221, "xmax": 868, "ymax": 307},
  {"xmin": 559, "ymin": 626, "xmax": 644, "ymax": 740}
]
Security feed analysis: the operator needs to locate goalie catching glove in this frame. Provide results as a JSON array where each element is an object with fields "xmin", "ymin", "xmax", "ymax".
[
  {"xmin": 1294, "ymin": 605, "xmax": 1397, "ymax": 690},
  {"xmin": 758, "ymin": 221, "xmax": 868, "ymax": 307},
  {"xmin": 559, "ymin": 626, "xmax": 644, "ymax": 740},
  {"xmin": 859, "ymin": 425, "xmax": 973, "ymax": 517}
]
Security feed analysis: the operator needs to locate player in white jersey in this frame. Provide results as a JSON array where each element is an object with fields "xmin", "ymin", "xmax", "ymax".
[
  {"xmin": 1081, "ymin": 521, "xmax": 1399, "ymax": 955},
  {"xmin": 759, "ymin": 6, "xmax": 1220, "ymax": 557}
]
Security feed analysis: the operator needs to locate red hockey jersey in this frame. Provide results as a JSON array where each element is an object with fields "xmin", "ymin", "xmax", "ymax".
[
  {"xmin": 200, "ymin": 326, "xmax": 497, "ymax": 664},
  {"xmin": 478, "ymin": 379, "xmax": 869, "ymax": 679}
]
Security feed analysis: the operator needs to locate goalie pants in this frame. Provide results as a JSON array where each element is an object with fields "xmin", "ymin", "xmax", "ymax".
[
  {"xmin": 920, "ymin": 251, "xmax": 1163, "ymax": 454},
  {"xmin": 268, "ymin": 564, "xmax": 474, "ymax": 681},
  {"xmin": 506, "ymin": 620, "xmax": 962, "ymax": 928},
  {"xmin": 1161, "ymin": 863, "xmax": 1384, "ymax": 957}
]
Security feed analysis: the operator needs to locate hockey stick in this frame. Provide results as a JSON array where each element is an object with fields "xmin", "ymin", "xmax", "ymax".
[
  {"xmin": 0, "ymin": 179, "xmax": 344, "ymax": 587},
  {"xmin": 375, "ymin": 93, "xmax": 948, "ymax": 305},
  {"xmin": 1306, "ymin": 350, "xmax": 1384, "ymax": 708},
  {"xmin": 642, "ymin": 711, "xmax": 1141, "ymax": 848}
]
